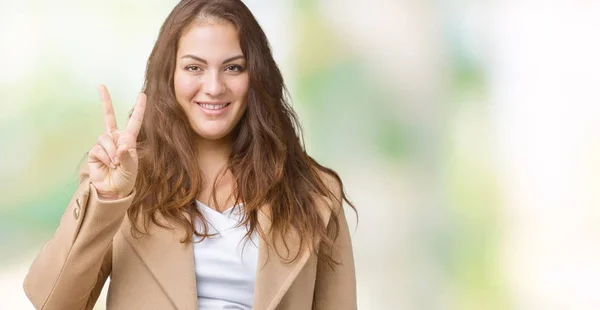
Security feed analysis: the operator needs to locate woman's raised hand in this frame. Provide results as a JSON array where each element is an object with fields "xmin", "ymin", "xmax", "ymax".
[{"xmin": 87, "ymin": 85, "xmax": 146, "ymax": 200}]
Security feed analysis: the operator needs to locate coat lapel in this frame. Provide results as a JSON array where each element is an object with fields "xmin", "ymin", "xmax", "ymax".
[
  {"xmin": 253, "ymin": 197, "xmax": 332, "ymax": 310},
  {"xmin": 121, "ymin": 213, "xmax": 198, "ymax": 310}
]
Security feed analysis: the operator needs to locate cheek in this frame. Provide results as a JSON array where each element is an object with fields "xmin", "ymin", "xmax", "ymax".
[
  {"xmin": 174, "ymin": 72, "xmax": 198, "ymax": 100},
  {"xmin": 230, "ymin": 76, "xmax": 250, "ymax": 101}
]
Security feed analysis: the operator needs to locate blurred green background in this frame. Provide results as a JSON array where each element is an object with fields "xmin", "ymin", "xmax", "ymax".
[{"xmin": 2, "ymin": 1, "xmax": 600, "ymax": 309}]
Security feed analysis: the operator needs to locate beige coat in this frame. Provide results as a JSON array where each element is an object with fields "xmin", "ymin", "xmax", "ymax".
[{"xmin": 23, "ymin": 167, "xmax": 356, "ymax": 309}]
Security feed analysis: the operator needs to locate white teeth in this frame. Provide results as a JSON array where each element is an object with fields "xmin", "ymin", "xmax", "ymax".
[{"xmin": 199, "ymin": 103, "xmax": 228, "ymax": 110}]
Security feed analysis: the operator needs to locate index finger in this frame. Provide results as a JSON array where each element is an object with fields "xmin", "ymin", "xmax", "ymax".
[
  {"xmin": 98, "ymin": 85, "xmax": 118, "ymax": 133},
  {"xmin": 125, "ymin": 92, "xmax": 147, "ymax": 138}
]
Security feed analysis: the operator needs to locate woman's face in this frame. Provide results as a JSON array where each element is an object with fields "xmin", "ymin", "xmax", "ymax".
[{"xmin": 174, "ymin": 21, "xmax": 249, "ymax": 141}]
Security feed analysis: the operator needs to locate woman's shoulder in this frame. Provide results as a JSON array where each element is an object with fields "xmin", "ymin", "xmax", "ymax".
[{"xmin": 315, "ymin": 168, "xmax": 344, "ymax": 214}]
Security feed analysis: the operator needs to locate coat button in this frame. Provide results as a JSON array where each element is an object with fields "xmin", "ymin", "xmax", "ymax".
[{"xmin": 74, "ymin": 198, "xmax": 82, "ymax": 219}]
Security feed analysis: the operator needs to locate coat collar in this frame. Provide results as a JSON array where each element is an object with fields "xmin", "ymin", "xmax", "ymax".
[
  {"xmin": 120, "ymin": 213, "xmax": 197, "ymax": 310},
  {"xmin": 120, "ymin": 199, "xmax": 331, "ymax": 310},
  {"xmin": 252, "ymin": 205, "xmax": 313, "ymax": 310}
]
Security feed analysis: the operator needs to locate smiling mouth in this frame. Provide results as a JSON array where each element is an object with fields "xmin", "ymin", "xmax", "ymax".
[{"xmin": 196, "ymin": 102, "xmax": 231, "ymax": 110}]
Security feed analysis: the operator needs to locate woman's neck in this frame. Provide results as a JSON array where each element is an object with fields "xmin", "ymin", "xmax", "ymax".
[
  {"xmin": 194, "ymin": 135, "xmax": 236, "ymax": 210},
  {"xmin": 195, "ymin": 136, "xmax": 232, "ymax": 181}
]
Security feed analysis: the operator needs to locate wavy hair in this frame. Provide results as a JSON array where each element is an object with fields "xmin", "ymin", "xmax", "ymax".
[{"xmin": 130, "ymin": 0, "xmax": 355, "ymax": 266}]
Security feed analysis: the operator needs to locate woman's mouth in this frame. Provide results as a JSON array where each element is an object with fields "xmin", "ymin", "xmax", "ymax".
[
  {"xmin": 195, "ymin": 101, "xmax": 231, "ymax": 115},
  {"xmin": 197, "ymin": 102, "xmax": 231, "ymax": 110}
]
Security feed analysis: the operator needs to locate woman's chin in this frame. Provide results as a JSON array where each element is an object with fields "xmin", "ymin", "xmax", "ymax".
[{"xmin": 192, "ymin": 126, "xmax": 233, "ymax": 141}]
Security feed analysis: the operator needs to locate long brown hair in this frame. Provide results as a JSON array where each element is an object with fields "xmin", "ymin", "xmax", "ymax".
[{"xmin": 130, "ymin": 0, "xmax": 355, "ymax": 266}]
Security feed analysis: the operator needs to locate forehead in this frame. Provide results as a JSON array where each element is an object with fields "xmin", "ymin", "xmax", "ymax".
[{"xmin": 177, "ymin": 21, "xmax": 243, "ymax": 60}]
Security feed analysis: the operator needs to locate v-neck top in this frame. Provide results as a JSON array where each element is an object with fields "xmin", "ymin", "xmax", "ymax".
[{"xmin": 192, "ymin": 200, "xmax": 259, "ymax": 310}]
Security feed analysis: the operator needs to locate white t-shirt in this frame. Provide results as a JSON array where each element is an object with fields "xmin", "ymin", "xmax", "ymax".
[{"xmin": 192, "ymin": 200, "xmax": 259, "ymax": 310}]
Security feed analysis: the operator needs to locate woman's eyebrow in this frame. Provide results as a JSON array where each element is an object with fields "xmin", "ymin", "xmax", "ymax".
[{"xmin": 180, "ymin": 54, "xmax": 245, "ymax": 64}]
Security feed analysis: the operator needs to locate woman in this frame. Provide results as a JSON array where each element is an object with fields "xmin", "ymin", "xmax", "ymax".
[{"xmin": 23, "ymin": 0, "xmax": 356, "ymax": 309}]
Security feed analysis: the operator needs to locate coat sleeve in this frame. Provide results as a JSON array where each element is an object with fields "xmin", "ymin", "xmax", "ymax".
[
  {"xmin": 312, "ymin": 175, "xmax": 357, "ymax": 310},
  {"xmin": 23, "ymin": 165, "xmax": 135, "ymax": 310}
]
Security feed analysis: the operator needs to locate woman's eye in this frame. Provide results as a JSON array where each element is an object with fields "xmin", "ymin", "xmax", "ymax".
[
  {"xmin": 226, "ymin": 64, "xmax": 245, "ymax": 72},
  {"xmin": 185, "ymin": 65, "xmax": 201, "ymax": 72}
]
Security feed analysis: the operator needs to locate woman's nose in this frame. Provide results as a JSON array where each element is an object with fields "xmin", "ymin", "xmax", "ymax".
[{"xmin": 203, "ymin": 70, "xmax": 225, "ymax": 97}]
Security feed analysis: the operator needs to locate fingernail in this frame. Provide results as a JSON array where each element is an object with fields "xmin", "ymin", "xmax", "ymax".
[
  {"xmin": 113, "ymin": 157, "xmax": 120, "ymax": 165},
  {"xmin": 109, "ymin": 162, "xmax": 116, "ymax": 169}
]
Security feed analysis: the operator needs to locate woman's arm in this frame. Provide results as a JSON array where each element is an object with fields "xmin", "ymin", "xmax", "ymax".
[{"xmin": 23, "ymin": 166, "xmax": 134, "ymax": 309}]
